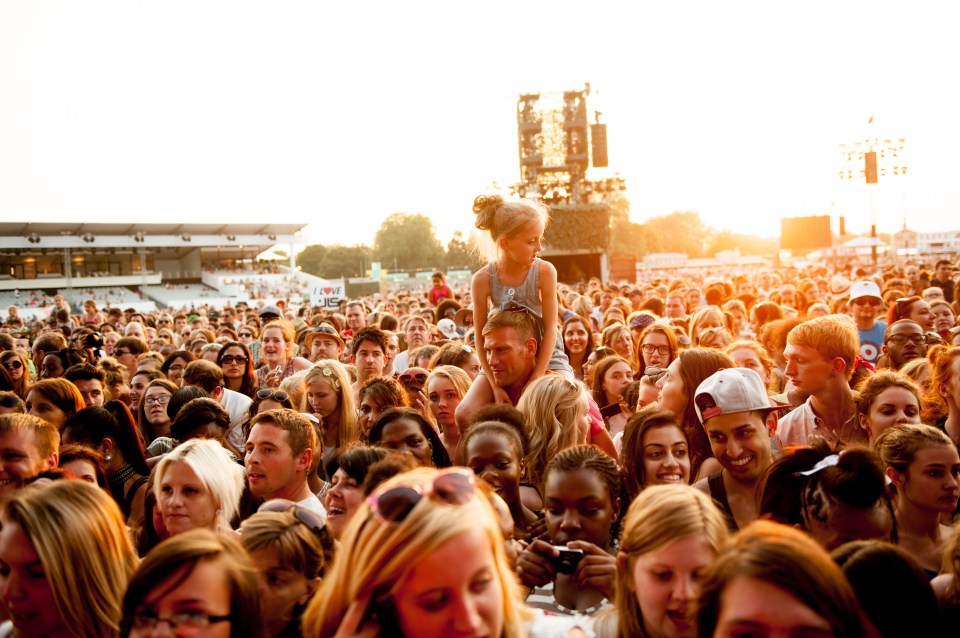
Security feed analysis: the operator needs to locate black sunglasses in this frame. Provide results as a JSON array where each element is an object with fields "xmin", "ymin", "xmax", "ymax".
[
  {"xmin": 220, "ymin": 355, "xmax": 248, "ymax": 365},
  {"xmin": 2, "ymin": 360, "xmax": 23, "ymax": 370},
  {"xmin": 256, "ymin": 389, "xmax": 289, "ymax": 402}
]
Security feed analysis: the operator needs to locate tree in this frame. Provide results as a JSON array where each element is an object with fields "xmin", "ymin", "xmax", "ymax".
[
  {"xmin": 373, "ymin": 213, "xmax": 445, "ymax": 272},
  {"xmin": 445, "ymin": 231, "xmax": 483, "ymax": 271},
  {"xmin": 297, "ymin": 244, "xmax": 371, "ymax": 279},
  {"xmin": 642, "ymin": 211, "xmax": 712, "ymax": 257}
]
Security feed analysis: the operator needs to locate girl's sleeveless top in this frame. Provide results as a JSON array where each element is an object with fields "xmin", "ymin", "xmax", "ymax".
[{"xmin": 487, "ymin": 259, "xmax": 571, "ymax": 373}]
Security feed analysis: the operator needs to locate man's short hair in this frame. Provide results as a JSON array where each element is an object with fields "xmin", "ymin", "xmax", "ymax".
[
  {"xmin": 352, "ymin": 326, "xmax": 387, "ymax": 356},
  {"xmin": 170, "ymin": 397, "xmax": 230, "ymax": 441},
  {"xmin": 63, "ymin": 363, "xmax": 105, "ymax": 385},
  {"xmin": 115, "ymin": 336, "xmax": 149, "ymax": 355},
  {"xmin": 935, "ymin": 259, "xmax": 952, "ymax": 270},
  {"xmin": 250, "ymin": 408, "xmax": 316, "ymax": 457},
  {"xmin": 402, "ymin": 314, "xmax": 430, "ymax": 333},
  {"xmin": 481, "ymin": 305, "xmax": 540, "ymax": 345},
  {"xmin": 33, "ymin": 332, "xmax": 68, "ymax": 354},
  {"xmin": 884, "ymin": 319, "xmax": 922, "ymax": 340},
  {"xmin": 0, "ymin": 413, "xmax": 60, "ymax": 459},
  {"xmin": 786, "ymin": 315, "xmax": 859, "ymax": 380},
  {"xmin": 182, "ymin": 359, "xmax": 225, "ymax": 393}
]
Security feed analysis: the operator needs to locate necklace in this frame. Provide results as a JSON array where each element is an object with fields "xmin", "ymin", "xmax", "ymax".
[{"xmin": 109, "ymin": 464, "xmax": 136, "ymax": 486}]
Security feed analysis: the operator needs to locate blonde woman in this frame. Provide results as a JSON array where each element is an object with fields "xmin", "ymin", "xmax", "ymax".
[
  {"xmin": 302, "ymin": 359, "xmax": 359, "ymax": 478},
  {"xmin": 426, "ymin": 364, "xmax": 473, "ymax": 461},
  {"xmin": 517, "ymin": 374, "xmax": 590, "ymax": 489},
  {"xmin": 593, "ymin": 484, "xmax": 729, "ymax": 638},
  {"xmin": 301, "ymin": 467, "xmax": 533, "ymax": 638},
  {"xmin": 0, "ymin": 480, "xmax": 138, "ymax": 638},
  {"xmin": 154, "ymin": 438, "xmax": 246, "ymax": 537}
]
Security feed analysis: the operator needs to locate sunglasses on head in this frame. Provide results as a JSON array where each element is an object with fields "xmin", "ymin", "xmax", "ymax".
[
  {"xmin": 256, "ymin": 389, "xmax": 289, "ymax": 402},
  {"xmin": 368, "ymin": 468, "xmax": 476, "ymax": 525},
  {"xmin": 258, "ymin": 499, "xmax": 332, "ymax": 548},
  {"xmin": 398, "ymin": 372, "xmax": 428, "ymax": 387}
]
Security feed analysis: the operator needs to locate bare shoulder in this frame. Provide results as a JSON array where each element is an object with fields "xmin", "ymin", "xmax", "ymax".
[
  {"xmin": 692, "ymin": 476, "xmax": 711, "ymax": 495},
  {"xmin": 472, "ymin": 267, "xmax": 491, "ymax": 288},
  {"xmin": 538, "ymin": 259, "xmax": 557, "ymax": 278}
]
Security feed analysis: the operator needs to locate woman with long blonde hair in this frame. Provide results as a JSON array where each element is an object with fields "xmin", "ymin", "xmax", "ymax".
[
  {"xmin": 302, "ymin": 359, "xmax": 358, "ymax": 478},
  {"xmin": 0, "ymin": 480, "xmax": 138, "ymax": 638},
  {"xmin": 517, "ymin": 374, "xmax": 590, "ymax": 488},
  {"xmin": 301, "ymin": 467, "xmax": 531, "ymax": 638},
  {"xmin": 594, "ymin": 484, "xmax": 729, "ymax": 638}
]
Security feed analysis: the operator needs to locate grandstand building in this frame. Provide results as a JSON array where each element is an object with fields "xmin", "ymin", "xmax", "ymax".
[{"xmin": 0, "ymin": 222, "xmax": 308, "ymax": 317}]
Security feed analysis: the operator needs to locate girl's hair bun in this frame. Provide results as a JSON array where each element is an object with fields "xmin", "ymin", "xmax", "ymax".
[{"xmin": 472, "ymin": 194, "xmax": 503, "ymax": 230}]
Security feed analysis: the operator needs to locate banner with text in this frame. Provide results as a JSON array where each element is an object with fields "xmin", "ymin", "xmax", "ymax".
[{"xmin": 309, "ymin": 279, "xmax": 346, "ymax": 310}]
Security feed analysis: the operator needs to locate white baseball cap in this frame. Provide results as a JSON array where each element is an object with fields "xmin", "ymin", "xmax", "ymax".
[
  {"xmin": 849, "ymin": 280, "xmax": 882, "ymax": 302},
  {"xmin": 437, "ymin": 318, "xmax": 459, "ymax": 339},
  {"xmin": 694, "ymin": 368, "xmax": 787, "ymax": 423}
]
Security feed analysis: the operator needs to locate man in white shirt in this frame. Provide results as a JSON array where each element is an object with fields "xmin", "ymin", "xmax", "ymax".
[
  {"xmin": 181, "ymin": 360, "xmax": 252, "ymax": 455},
  {"xmin": 245, "ymin": 409, "xmax": 325, "ymax": 516}
]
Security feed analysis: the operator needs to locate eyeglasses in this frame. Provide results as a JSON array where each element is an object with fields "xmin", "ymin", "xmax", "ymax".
[
  {"xmin": 113, "ymin": 349, "xmax": 131, "ymax": 356},
  {"xmin": 398, "ymin": 372, "xmax": 428, "ymax": 387},
  {"xmin": 238, "ymin": 332, "xmax": 253, "ymax": 338},
  {"xmin": 2, "ymin": 360, "xmax": 22, "ymax": 370},
  {"xmin": 143, "ymin": 395, "xmax": 171, "ymax": 406},
  {"xmin": 256, "ymin": 389, "xmax": 289, "ymax": 402},
  {"xmin": 886, "ymin": 334, "xmax": 927, "ymax": 346},
  {"xmin": 852, "ymin": 298, "xmax": 883, "ymax": 307},
  {"xmin": 220, "ymin": 355, "xmax": 247, "ymax": 365},
  {"xmin": 127, "ymin": 611, "xmax": 230, "ymax": 633},
  {"xmin": 641, "ymin": 344, "xmax": 671, "ymax": 356},
  {"xmin": 368, "ymin": 468, "xmax": 476, "ymax": 524}
]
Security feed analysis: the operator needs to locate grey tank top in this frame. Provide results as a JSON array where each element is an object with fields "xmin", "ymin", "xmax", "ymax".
[{"xmin": 487, "ymin": 258, "xmax": 542, "ymax": 315}]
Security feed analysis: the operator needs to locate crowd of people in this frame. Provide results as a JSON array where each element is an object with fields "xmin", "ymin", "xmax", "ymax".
[{"xmin": 0, "ymin": 196, "xmax": 959, "ymax": 637}]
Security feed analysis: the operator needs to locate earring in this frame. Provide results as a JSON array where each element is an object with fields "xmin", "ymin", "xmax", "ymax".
[
  {"xmin": 215, "ymin": 509, "xmax": 222, "ymax": 517},
  {"xmin": 104, "ymin": 453, "xmax": 113, "ymax": 462}
]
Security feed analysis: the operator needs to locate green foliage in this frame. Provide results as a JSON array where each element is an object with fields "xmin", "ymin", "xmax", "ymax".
[
  {"xmin": 297, "ymin": 244, "xmax": 371, "ymax": 279},
  {"xmin": 708, "ymin": 230, "xmax": 779, "ymax": 256},
  {"xmin": 373, "ymin": 213, "xmax": 445, "ymax": 272},
  {"xmin": 445, "ymin": 231, "xmax": 483, "ymax": 271}
]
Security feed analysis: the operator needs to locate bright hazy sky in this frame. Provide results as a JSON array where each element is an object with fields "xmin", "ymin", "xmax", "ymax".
[{"xmin": 1, "ymin": 1, "xmax": 957, "ymax": 249}]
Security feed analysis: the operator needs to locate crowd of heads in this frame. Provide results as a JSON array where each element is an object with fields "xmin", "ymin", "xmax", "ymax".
[{"xmin": 0, "ymin": 217, "xmax": 959, "ymax": 636}]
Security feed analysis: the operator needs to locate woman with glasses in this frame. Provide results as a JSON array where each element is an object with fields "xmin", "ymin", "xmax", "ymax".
[
  {"xmin": 302, "ymin": 467, "xmax": 535, "ymax": 638},
  {"xmin": 356, "ymin": 376, "xmax": 409, "ymax": 441},
  {"xmin": 0, "ymin": 481, "xmax": 138, "ymax": 638},
  {"xmin": 160, "ymin": 349, "xmax": 194, "ymax": 387},
  {"xmin": 302, "ymin": 360, "xmax": 358, "ymax": 480},
  {"xmin": 0, "ymin": 350, "xmax": 30, "ymax": 399},
  {"xmin": 62, "ymin": 402, "xmax": 152, "ymax": 528},
  {"xmin": 637, "ymin": 324, "xmax": 678, "ymax": 373},
  {"xmin": 562, "ymin": 315, "xmax": 595, "ymax": 382},
  {"xmin": 888, "ymin": 295, "xmax": 936, "ymax": 332},
  {"xmin": 217, "ymin": 340, "xmax": 258, "ymax": 398},
  {"xmin": 137, "ymin": 378, "xmax": 179, "ymax": 449},
  {"xmin": 256, "ymin": 321, "xmax": 312, "ymax": 389},
  {"xmin": 240, "ymin": 503, "xmax": 335, "ymax": 638},
  {"xmin": 121, "ymin": 529, "xmax": 260, "ymax": 638}
]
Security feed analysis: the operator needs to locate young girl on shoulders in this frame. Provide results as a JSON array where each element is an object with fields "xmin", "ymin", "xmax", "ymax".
[{"xmin": 457, "ymin": 195, "xmax": 571, "ymax": 424}]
